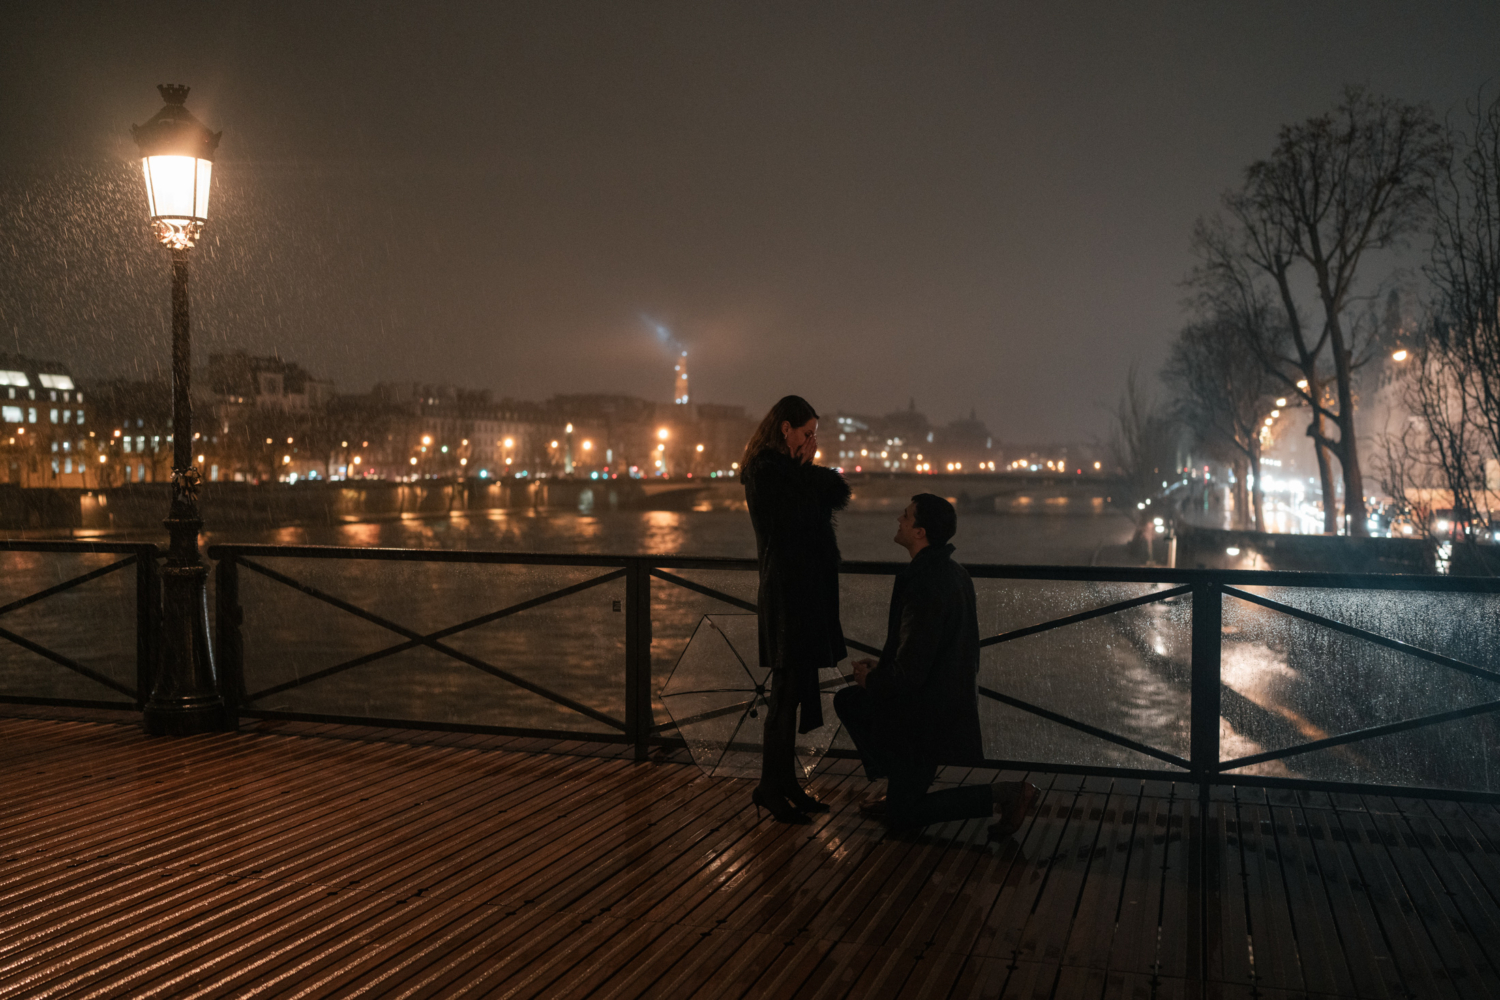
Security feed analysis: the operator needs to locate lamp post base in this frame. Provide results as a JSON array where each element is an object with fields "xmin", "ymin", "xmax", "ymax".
[
  {"xmin": 145, "ymin": 518, "xmax": 231, "ymax": 736},
  {"xmin": 144, "ymin": 696, "xmax": 228, "ymax": 736}
]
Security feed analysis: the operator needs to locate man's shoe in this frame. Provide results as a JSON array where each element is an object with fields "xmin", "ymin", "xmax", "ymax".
[
  {"xmin": 857, "ymin": 796, "xmax": 887, "ymax": 820},
  {"xmin": 988, "ymin": 781, "xmax": 1038, "ymax": 841}
]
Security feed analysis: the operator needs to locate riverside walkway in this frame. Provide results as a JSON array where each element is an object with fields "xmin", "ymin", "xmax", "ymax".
[{"xmin": 5, "ymin": 712, "xmax": 1500, "ymax": 998}]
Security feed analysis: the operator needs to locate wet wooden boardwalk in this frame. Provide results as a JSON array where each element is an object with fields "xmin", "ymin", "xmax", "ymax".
[{"xmin": 4, "ymin": 713, "xmax": 1500, "ymax": 999}]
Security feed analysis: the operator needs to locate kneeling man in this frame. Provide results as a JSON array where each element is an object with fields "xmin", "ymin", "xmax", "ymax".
[{"xmin": 834, "ymin": 493, "xmax": 1036, "ymax": 839}]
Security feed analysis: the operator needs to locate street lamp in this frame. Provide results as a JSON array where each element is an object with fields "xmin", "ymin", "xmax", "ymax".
[{"xmin": 132, "ymin": 84, "xmax": 225, "ymax": 736}]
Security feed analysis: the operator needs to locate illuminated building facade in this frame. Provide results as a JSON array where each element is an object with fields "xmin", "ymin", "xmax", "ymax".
[{"xmin": 0, "ymin": 354, "xmax": 99, "ymax": 487}]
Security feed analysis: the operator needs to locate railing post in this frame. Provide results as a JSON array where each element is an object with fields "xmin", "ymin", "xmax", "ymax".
[
  {"xmin": 1190, "ymin": 579, "xmax": 1222, "ymax": 987},
  {"xmin": 215, "ymin": 553, "xmax": 244, "ymax": 728},
  {"xmin": 1189, "ymin": 581, "xmax": 1222, "ymax": 786},
  {"xmin": 135, "ymin": 546, "xmax": 161, "ymax": 711},
  {"xmin": 624, "ymin": 557, "xmax": 653, "ymax": 760}
]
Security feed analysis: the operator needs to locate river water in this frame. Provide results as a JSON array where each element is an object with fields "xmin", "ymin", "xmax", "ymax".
[
  {"xmin": 195, "ymin": 503, "xmax": 1134, "ymax": 564},
  {"xmin": 6, "ymin": 502, "xmax": 1500, "ymax": 794}
]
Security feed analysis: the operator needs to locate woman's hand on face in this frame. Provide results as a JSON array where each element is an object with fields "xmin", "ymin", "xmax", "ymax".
[{"xmin": 783, "ymin": 418, "xmax": 819, "ymax": 464}]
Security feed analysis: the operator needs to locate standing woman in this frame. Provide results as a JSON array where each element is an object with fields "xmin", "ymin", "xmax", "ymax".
[{"xmin": 741, "ymin": 395, "xmax": 851, "ymax": 822}]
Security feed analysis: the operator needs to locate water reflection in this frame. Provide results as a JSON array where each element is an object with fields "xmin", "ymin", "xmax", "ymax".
[
  {"xmin": 642, "ymin": 511, "xmax": 687, "ymax": 554},
  {"xmin": 337, "ymin": 522, "xmax": 383, "ymax": 547},
  {"xmin": 1220, "ymin": 643, "xmax": 1302, "ymax": 717}
]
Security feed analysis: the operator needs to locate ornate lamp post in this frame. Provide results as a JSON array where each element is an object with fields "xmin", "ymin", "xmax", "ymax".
[{"xmin": 132, "ymin": 84, "xmax": 227, "ymax": 735}]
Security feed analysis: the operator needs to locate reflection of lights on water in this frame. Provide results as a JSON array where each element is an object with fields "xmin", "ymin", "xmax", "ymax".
[
  {"xmin": 642, "ymin": 510, "xmax": 687, "ymax": 553},
  {"xmin": 1221, "ymin": 643, "xmax": 1294, "ymax": 701},
  {"xmin": 338, "ymin": 522, "xmax": 383, "ymax": 546},
  {"xmin": 1218, "ymin": 717, "xmax": 1294, "ymax": 777}
]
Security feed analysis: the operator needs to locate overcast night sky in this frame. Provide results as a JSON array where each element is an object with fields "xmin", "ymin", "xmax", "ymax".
[{"xmin": 1, "ymin": 2, "xmax": 1497, "ymax": 442}]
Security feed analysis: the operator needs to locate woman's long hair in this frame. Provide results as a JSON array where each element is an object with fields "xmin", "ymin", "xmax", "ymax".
[{"xmin": 741, "ymin": 395, "xmax": 819, "ymax": 471}]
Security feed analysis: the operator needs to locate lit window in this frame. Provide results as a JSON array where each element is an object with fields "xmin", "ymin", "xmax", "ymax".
[
  {"xmin": 49, "ymin": 409, "xmax": 59, "ymax": 423},
  {"xmin": 38, "ymin": 374, "xmax": 74, "ymax": 390},
  {"xmin": 1, "ymin": 406, "xmax": 19, "ymax": 423},
  {"xmin": 0, "ymin": 371, "xmax": 28, "ymax": 387}
]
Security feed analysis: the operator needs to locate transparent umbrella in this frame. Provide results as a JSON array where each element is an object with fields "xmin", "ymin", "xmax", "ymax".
[{"xmin": 659, "ymin": 614, "xmax": 845, "ymax": 779}]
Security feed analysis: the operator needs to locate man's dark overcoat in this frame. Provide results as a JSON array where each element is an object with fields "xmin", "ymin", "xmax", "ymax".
[
  {"xmin": 865, "ymin": 543, "xmax": 984, "ymax": 765},
  {"xmin": 742, "ymin": 448, "xmax": 851, "ymax": 732}
]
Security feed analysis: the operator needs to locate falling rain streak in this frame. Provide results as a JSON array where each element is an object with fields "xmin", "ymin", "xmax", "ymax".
[{"xmin": 0, "ymin": 158, "xmax": 406, "ymax": 385}]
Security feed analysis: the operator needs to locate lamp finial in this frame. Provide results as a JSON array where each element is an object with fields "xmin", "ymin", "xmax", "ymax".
[{"xmin": 157, "ymin": 84, "xmax": 190, "ymax": 106}]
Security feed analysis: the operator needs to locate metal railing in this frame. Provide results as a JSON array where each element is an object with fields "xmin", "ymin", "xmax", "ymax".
[
  {"xmin": 0, "ymin": 539, "xmax": 159, "ymax": 711},
  {"xmin": 4, "ymin": 540, "xmax": 1498, "ymax": 801},
  {"xmin": 200, "ymin": 544, "xmax": 1500, "ymax": 803}
]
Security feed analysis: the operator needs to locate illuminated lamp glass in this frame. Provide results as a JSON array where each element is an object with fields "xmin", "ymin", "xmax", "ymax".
[{"xmin": 131, "ymin": 85, "xmax": 221, "ymax": 249}]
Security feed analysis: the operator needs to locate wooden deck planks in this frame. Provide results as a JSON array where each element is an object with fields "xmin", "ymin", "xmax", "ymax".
[
  {"xmin": 6, "ymin": 715, "xmax": 1500, "ymax": 999},
  {"xmin": 1327, "ymin": 792, "xmax": 1462, "ymax": 1000},
  {"xmin": 1231, "ymin": 788, "xmax": 1297, "ymax": 993},
  {"xmin": 1295, "ymin": 791, "xmax": 1407, "ymax": 999},
  {"xmin": 1359, "ymin": 795, "xmax": 1499, "ymax": 999},
  {"xmin": 1060, "ymin": 780, "xmax": 1146, "ymax": 978},
  {"xmin": 1105, "ymin": 782, "xmax": 1176, "ymax": 981}
]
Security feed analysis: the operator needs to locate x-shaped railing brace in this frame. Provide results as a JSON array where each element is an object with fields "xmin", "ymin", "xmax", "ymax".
[
  {"xmin": 0, "ymin": 556, "xmax": 141, "ymax": 700},
  {"xmin": 238, "ymin": 558, "xmax": 628, "ymax": 732}
]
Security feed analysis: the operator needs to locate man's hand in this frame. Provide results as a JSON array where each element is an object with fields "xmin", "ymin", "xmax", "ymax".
[{"xmin": 850, "ymin": 658, "xmax": 875, "ymax": 687}]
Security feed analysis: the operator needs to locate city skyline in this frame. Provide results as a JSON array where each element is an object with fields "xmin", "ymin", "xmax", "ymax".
[{"xmin": 9, "ymin": 346, "xmax": 1108, "ymax": 492}]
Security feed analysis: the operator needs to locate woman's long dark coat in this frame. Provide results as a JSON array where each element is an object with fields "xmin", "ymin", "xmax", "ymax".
[{"xmin": 742, "ymin": 448, "xmax": 852, "ymax": 732}]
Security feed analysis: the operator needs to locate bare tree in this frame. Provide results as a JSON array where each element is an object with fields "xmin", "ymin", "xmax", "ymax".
[
  {"xmin": 1192, "ymin": 208, "xmax": 1341, "ymax": 531},
  {"xmin": 1193, "ymin": 87, "xmax": 1448, "ymax": 535},
  {"xmin": 1373, "ymin": 413, "xmax": 1437, "ymax": 537},
  {"xmin": 1414, "ymin": 341, "xmax": 1487, "ymax": 537},
  {"xmin": 1426, "ymin": 90, "xmax": 1500, "ymax": 485},
  {"xmin": 1162, "ymin": 312, "xmax": 1282, "ymax": 531},
  {"xmin": 1107, "ymin": 366, "xmax": 1181, "ymax": 543}
]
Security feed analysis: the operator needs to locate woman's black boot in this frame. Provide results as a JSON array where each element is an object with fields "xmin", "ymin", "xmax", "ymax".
[
  {"xmin": 784, "ymin": 785, "xmax": 831, "ymax": 814},
  {"xmin": 752, "ymin": 786, "xmax": 811, "ymax": 824}
]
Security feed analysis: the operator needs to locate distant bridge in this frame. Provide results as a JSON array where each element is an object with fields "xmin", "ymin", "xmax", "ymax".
[{"xmin": 841, "ymin": 470, "xmax": 1128, "ymax": 513}]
